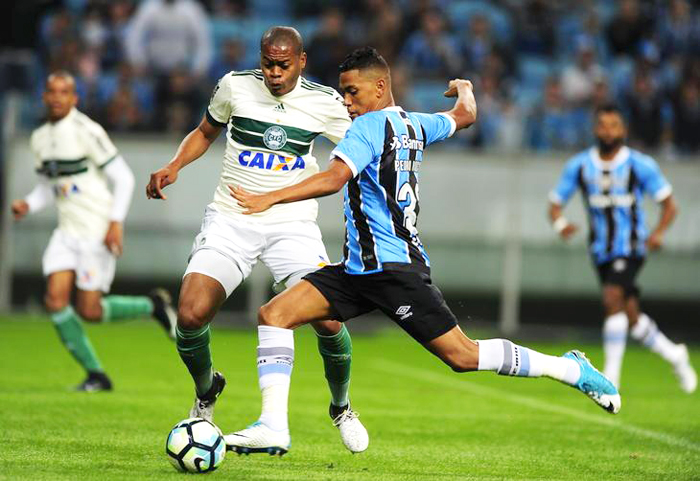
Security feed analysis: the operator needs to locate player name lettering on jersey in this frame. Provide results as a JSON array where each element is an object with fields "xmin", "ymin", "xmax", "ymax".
[
  {"xmin": 238, "ymin": 150, "xmax": 306, "ymax": 171},
  {"xmin": 394, "ymin": 159, "xmax": 421, "ymax": 172},
  {"xmin": 588, "ymin": 193, "xmax": 635, "ymax": 208}
]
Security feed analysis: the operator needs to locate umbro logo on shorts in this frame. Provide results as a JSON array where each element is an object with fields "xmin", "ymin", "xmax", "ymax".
[
  {"xmin": 613, "ymin": 259, "xmax": 627, "ymax": 272},
  {"xmin": 396, "ymin": 305, "xmax": 413, "ymax": 321}
]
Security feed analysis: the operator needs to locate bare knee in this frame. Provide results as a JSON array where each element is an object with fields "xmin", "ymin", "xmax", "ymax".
[
  {"xmin": 258, "ymin": 301, "xmax": 292, "ymax": 329},
  {"xmin": 602, "ymin": 286, "xmax": 625, "ymax": 315},
  {"xmin": 75, "ymin": 301, "xmax": 103, "ymax": 322},
  {"xmin": 44, "ymin": 292, "xmax": 69, "ymax": 313},
  {"xmin": 177, "ymin": 301, "xmax": 211, "ymax": 331},
  {"xmin": 311, "ymin": 319, "xmax": 342, "ymax": 336}
]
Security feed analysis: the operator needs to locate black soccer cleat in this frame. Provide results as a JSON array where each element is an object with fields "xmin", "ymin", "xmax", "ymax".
[
  {"xmin": 149, "ymin": 288, "xmax": 176, "ymax": 339},
  {"xmin": 76, "ymin": 371, "xmax": 113, "ymax": 392},
  {"xmin": 189, "ymin": 371, "xmax": 227, "ymax": 422}
]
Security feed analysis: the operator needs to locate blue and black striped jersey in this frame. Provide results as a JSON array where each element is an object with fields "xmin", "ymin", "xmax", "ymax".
[
  {"xmin": 331, "ymin": 106, "xmax": 456, "ymax": 275},
  {"xmin": 550, "ymin": 146, "xmax": 672, "ymax": 264}
]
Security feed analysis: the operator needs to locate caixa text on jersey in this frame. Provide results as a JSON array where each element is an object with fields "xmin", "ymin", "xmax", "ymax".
[{"xmin": 238, "ymin": 150, "xmax": 306, "ymax": 171}]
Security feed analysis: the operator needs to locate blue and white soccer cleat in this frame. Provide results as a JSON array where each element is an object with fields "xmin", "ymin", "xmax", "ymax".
[
  {"xmin": 564, "ymin": 350, "xmax": 621, "ymax": 414},
  {"xmin": 224, "ymin": 422, "xmax": 291, "ymax": 456}
]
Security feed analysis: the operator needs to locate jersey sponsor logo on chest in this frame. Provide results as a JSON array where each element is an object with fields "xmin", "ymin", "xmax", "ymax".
[
  {"xmin": 588, "ymin": 193, "xmax": 635, "ymax": 208},
  {"xmin": 390, "ymin": 134, "xmax": 424, "ymax": 152},
  {"xmin": 238, "ymin": 150, "xmax": 306, "ymax": 171}
]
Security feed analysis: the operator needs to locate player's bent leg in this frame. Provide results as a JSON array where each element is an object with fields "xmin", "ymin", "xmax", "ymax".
[
  {"xmin": 45, "ymin": 271, "xmax": 111, "ymax": 391},
  {"xmin": 226, "ymin": 281, "xmax": 333, "ymax": 455},
  {"xmin": 312, "ymin": 320, "xmax": 368, "ymax": 453},
  {"xmin": 628, "ymin": 299, "xmax": 697, "ymax": 393},
  {"xmin": 177, "ymin": 271, "xmax": 231, "ymax": 422},
  {"xmin": 427, "ymin": 326, "xmax": 621, "ymax": 414}
]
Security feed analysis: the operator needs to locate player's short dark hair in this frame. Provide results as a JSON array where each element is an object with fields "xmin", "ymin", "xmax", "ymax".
[
  {"xmin": 594, "ymin": 103, "xmax": 624, "ymax": 120},
  {"xmin": 338, "ymin": 47, "xmax": 389, "ymax": 74},
  {"xmin": 260, "ymin": 26, "xmax": 303, "ymax": 55}
]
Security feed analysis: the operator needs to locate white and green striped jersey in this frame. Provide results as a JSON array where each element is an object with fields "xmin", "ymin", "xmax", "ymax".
[
  {"xmin": 206, "ymin": 69, "xmax": 351, "ymax": 223},
  {"xmin": 30, "ymin": 108, "xmax": 119, "ymax": 240}
]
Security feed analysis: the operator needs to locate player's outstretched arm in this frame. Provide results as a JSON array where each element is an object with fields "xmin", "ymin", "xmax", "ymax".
[
  {"xmin": 443, "ymin": 79, "xmax": 477, "ymax": 131},
  {"xmin": 230, "ymin": 160, "xmax": 353, "ymax": 214},
  {"xmin": 146, "ymin": 115, "xmax": 222, "ymax": 200},
  {"xmin": 548, "ymin": 202, "xmax": 578, "ymax": 240},
  {"xmin": 647, "ymin": 194, "xmax": 678, "ymax": 251}
]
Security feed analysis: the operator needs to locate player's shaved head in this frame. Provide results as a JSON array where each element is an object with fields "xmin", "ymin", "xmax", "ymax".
[
  {"xmin": 46, "ymin": 70, "xmax": 76, "ymax": 92},
  {"xmin": 339, "ymin": 47, "xmax": 390, "ymax": 82},
  {"xmin": 260, "ymin": 26, "xmax": 303, "ymax": 55}
]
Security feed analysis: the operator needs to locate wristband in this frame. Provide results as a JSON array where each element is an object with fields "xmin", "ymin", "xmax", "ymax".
[{"xmin": 553, "ymin": 216, "xmax": 569, "ymax": 234}]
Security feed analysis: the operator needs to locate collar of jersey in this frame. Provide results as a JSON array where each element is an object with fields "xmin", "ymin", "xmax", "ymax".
[
  {"xmin": 382, "ymin": 106, "xmax": 404, "ymax": 112},
  {"xmin": 590, "ymin": 145, "xmax": 630, "ymax": 171}
]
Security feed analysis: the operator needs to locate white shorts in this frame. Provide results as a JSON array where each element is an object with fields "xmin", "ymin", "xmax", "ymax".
[
  {"xmin": 42, "ymin": 229, "xmax": 116, "ymax": 292},
  {"xmin": 184, "ymin": 206, "xmax": 330, "ymax": 297}
]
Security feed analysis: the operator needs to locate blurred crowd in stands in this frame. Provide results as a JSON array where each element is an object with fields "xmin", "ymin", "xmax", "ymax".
[{"xmin": 16, "ymin": 0, "xmax": 700, "ymax": 155}]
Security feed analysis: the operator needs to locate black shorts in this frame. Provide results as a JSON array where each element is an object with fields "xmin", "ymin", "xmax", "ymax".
[
  {"xmin": 303, "ymin": 264, "xmax": 458, "ymax": 343},
  {"xmin": 595, "ymin": 256, "xmax": 645, "ymax": 298}
]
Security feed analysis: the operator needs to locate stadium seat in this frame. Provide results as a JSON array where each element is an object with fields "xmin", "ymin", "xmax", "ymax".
[{"xmin": 446, "ymin": 0, "xmax": 513, "ymax": 43}]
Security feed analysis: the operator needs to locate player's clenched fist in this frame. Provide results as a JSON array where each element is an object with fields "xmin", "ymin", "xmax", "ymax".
[
  {"xmin": 147, "ymin": 165, "xmax": 179, "ymax": 200},
  {"xmin": 444, "ymin": 79, "xmax": 473, "ymax": 97},
  {"xmin": 11, "ymin": 199, "xmax": 29, "ymax": 220}
]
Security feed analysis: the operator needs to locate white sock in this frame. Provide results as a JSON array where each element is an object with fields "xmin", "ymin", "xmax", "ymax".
[
  {"xmin": 477, "ymin": 339, "xmax": 580, "ymax": 385},
  {"xmin": 603, "ymin": 312, "xmax": 628, "ymax": 388},
  {"xmin": 256, "ymin": 325, "xmax": 294, "ymax": 432},
  {"xmin": 630, "ymin": 313, "xmax": 682, "ymax": 364}
]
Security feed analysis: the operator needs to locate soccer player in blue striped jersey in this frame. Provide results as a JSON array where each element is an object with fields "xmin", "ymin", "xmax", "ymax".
[
  {"xmin": 224, "ymin": 47, "xmax": 620, "ymax": 455},
  {"xmin": 549, "ymin": 104, "xmax": 697, "ymax": 393}
]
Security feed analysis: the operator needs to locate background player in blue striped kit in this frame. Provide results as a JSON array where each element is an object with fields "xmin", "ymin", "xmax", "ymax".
[
  {"xmin": 549, "ymin": 104, "xmax": 697, "ymax": 393},
  {"xmin": 223, "ymin": 47, "xmax": 621, "ymax": 455}
]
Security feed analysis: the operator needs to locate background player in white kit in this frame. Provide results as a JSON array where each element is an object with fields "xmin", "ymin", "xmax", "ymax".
[
  {"xmin": 146, "ymin": 27, "xmax": 368, "ymax": 453},
  {"xmin": 11, "ymin": 71, "xmax": 176, "ymax": 392}
]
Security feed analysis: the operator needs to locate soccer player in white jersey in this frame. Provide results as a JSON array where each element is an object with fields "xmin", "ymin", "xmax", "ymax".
[
  {"xmin": 11, "ymin": 71, "xmax": 176, "ymax": 392},
  {"xmin": 146, "ymin": 27, "xmax": 368, "ymax": 453},
  {"xmin": 549, "ymin": 104, "xmax": 696, "ymax": 392}
]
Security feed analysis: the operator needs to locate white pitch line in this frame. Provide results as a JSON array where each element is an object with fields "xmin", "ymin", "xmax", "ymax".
[{"xmin": 374, "ymin": 359, "xmax": 700, "ymax": 453}]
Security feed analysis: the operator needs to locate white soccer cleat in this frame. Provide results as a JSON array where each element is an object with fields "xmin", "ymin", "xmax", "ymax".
[
  {"xmin": 224, "ymin": 422, "xmax": 291, "ymax": 456},
  {"xmin": 330, "ymin": 404, "xmax": 369, "ymax": 453},
  {"xmin": 674, "ymin": 345, "xmax": 697, "ymax": 394},
  {"xmin": 188, "ymin": 371, "xmax": 226, "ymax": 422}
]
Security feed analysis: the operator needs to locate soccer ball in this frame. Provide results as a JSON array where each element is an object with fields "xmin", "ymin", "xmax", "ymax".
[{"xmin": 166, "ymin": 417, "xmax": 226, "ymax": 473}]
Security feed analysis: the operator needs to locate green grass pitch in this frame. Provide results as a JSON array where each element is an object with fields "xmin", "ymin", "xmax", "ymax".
[{"xmin": 1, "ymin": 316, "xmax": 699, "ymax": 480}]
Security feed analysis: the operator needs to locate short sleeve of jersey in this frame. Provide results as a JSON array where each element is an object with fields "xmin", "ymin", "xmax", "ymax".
[
  {"xmin": 321, "ymin": 91, "xmax": 352, "ymax": 145},
  {"xmin": 78, "ymin": 121, "xmax": 119, "ymax": 167},
  {"xmin": 206, "ymin": 73, "xmax": 233, "ymax": 127},
  {"xmin": 549, "ymin": 156, "xmax": 582, "ymax": 205},
  {"xmin": 412, "ymin": 112, "xmax": 456, "ymax": 146},
  {"xmin": 330, "ymin": 115, "xmax": 379, "ymax": 178},
  {"xmin": 635, "ymin": 155, "xmax": 672, "ymax": 202}
]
